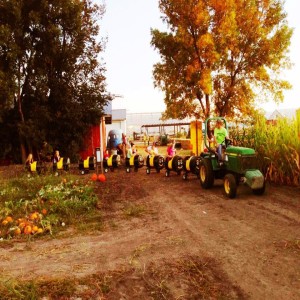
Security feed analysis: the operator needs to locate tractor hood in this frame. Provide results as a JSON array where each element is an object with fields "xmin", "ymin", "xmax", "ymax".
[{"xmin": 226, "ymin": 146, "xmax": 255, "ymax": 156}]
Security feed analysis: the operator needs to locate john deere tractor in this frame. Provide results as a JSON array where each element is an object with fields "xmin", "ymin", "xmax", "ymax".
[{"xmin": 199, "ymin": 117, "xmax": 265, "ymax": 198}]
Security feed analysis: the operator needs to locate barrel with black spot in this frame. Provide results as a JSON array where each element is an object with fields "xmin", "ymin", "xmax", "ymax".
[
  {"xmin": 183, "ymin": 156, "xmax": 200, "ymax": 174},
  {"xmin": 79, "ymin": 156, "xmax": 96, "ymax": 174},
  {"xmin": 182, "ymin": 156, "xmax": 201, "ymax": 179},
  {"xmin": 126, "ymin": 154, "xmax": 144, "ymax": 171},
  {"xmin": 165, "ymin": 155, "xmax": 183, "ymax": 172},
  {"xmin": 53, "ymin": 157, "xmax": 70, "ymax": 172},
  {"xmin": 103, "ymin": 154, "xmax": 121, "ymax": 172},
  {"xmin": 146, "ymin": 155, "xmax": 164, "ymax": 174}
]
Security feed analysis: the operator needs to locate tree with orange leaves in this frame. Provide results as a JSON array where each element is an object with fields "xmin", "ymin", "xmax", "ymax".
[{"xmin": 151, "ymin": 0, "xmax": 293, "ymax": 119}]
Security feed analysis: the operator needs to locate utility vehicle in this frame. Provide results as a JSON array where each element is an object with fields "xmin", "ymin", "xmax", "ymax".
[{"xmin": 199, "ymin": 117, "xmax": 265, "ymax": 198}]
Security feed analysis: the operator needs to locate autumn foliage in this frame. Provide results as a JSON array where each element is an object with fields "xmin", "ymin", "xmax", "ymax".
[{"xmin": 152, "ymin": 0, "xmax": 293, "ymax": 119}]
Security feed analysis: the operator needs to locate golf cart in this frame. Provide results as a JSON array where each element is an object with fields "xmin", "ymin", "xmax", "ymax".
[{"xmin": 199, "ymin": 117, "xmax": 265, "ymax": 198}]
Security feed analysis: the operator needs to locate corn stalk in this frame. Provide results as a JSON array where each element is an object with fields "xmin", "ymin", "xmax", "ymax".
[{"xmin": 230, "ymin": 114, "xmax": 300, "ymax": 186}]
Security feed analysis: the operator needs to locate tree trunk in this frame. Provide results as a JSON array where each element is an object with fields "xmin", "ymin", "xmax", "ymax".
[
  {"xmin": 17, "ymin": 62, "xmax": 26, "ymax": 163},
  {"xmin": 205, "ymin": 94, "xmax": 210, "ymax": 118}
]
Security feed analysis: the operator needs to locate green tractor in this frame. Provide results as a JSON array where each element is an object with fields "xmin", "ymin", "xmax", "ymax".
[{"xmin": 199, "ymin": 117, "xmax": 265, "ymax": 198}]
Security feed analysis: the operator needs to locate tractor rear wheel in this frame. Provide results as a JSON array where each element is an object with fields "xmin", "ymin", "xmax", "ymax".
[
  {"xmin": 199, "ymin": 158, "xmax": 214, "ymax": 189},
  {"xmin": 224, "ymin": 173, "xmax": 237, "ymax": 199}
]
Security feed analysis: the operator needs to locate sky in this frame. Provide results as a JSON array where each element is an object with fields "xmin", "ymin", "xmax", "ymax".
[{"xmin": 99, "ymin": 0, "xmax": 300, "ymax": 114}]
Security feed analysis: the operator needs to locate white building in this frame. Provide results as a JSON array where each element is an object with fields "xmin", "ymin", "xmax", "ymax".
[{"xmin": 106, "ymin": 109, "xmax": 127, "ymax": 134}]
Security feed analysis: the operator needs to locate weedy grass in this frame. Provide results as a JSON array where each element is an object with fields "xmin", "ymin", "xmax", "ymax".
[
  {"xmin": 0, "ymin": 277, "xmax": 77, "ymax": 300},
  {"xmin": 0, "ymin": 174, "xmax": 102, "ymax": 240},
  {"xmin": 123, "ymin": 203, "xmax": 146, "ymax": 218},
  {"xmin": 0, "ymin": 255, "xmax": 247, "ymax": 299}
]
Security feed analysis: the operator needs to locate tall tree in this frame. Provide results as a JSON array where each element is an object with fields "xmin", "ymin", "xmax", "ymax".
[
  {"xmin": 0, "ymin": 0, "xmax": 111, "ymax": 162},
  {"xmin": 151, "ymin": 0, "xmax": 292, "ymax": 120}
]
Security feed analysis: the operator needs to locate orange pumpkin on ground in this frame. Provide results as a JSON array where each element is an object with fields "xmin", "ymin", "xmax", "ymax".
[
  {"xmin": 24, "ymin": 225, "xmax": 32, "ymax": 235},
  {"xmin": 6, "ymin": 216, "xmax": 13, "ymax": 223},
  {"xmin": 91, "ymin": 173, "xmax": 98, "ymax": 181},
  {"xmin": 14, "ymin": 228, "xmax": 21, "ymax": 235},
  {"xmin": 98, "ymin": 174, "xmax": 106, "ymax": 182}
]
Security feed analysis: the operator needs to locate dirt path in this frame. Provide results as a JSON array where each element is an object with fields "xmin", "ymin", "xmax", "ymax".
[{"xmin": 0, "ymin": 168, "xmax": 299, "ymax": 299}]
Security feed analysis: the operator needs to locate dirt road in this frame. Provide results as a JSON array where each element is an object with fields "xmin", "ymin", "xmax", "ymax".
[{"xmin": 0, "ymin": 167, "xmax": 299, "ymax": 299}]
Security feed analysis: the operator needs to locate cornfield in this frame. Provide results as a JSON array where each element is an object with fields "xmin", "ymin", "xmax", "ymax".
[{"xmin": 230, "ymin": 112, "xmax": 300, "ymax": 186}]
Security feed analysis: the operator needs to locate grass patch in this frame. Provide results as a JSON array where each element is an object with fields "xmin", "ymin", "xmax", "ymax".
[
  {"xmin": 123, "ymin": 203, "xmax": 146, "ymax": 218},
  {"xmin": 0, "ymin": 277, "xmax": 76, "ymax": 299},
  {"xmin": 0, "ymin": 174, "xmax": 101, "ymax": 239},
  {"xmin": 0, "ymin": 255, "xmax": 247, "ymax": 299}
]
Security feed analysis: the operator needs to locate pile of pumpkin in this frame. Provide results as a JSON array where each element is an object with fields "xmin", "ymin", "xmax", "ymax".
[{"xmin": 1, "ymin": 209, "xmax": 49, "ymax": 239}]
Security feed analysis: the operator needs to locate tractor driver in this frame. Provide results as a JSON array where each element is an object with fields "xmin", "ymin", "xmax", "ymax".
[{"xmin": 213, "ymin": 119, "xmax": 230, "ymax": 161}]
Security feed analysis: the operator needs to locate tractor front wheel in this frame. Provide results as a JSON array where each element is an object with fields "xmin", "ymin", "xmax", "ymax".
[
  {"xmin": 224, "ymin": 173, "xmax": 237, "ymax": 199},
  {"xmin": 252, "ymin": 181, "xmax": 266, "ymax": 195},
  {"xmin": 199, "ymin": 158, "xmax": 214, "ymax": 189}
]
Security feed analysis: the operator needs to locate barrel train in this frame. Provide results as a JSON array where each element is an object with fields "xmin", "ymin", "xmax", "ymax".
[
  {"xmin": 26, "ymin": 148, "xmax": 265, "ymax": 199},
  {"xmin": 77, "ymin": 133, "xmax": 266, "ymax": 199},
  {"xmin": 78, "ymin": 152, "xmax": 201, "ymax": 180}
]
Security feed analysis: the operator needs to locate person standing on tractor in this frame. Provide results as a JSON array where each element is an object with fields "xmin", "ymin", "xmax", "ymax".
[{"xmin": 214, "ymin": 119, "xmax": 230, "ymax": 161}]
